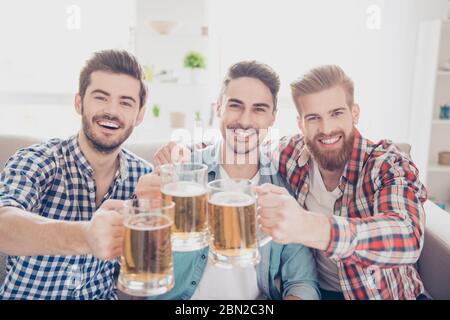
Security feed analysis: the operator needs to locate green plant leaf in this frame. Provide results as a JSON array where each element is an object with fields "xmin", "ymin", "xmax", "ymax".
[{"xmin": 183, "ymin": 51, "xmax": 206, "ymax": 69}]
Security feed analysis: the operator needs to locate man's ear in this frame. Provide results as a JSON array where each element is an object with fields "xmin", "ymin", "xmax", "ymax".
[
  {"xmin": 75, "ymin": 94, "xmax": 82, "ymax": 115},
  {"xmin": 352, "ymin": 104, "xmax": 360, "ymax": 125},
  {"xmin": 216, "ymin": 99, "xmax": 222, "ymax": 118},
  {"xmin": 135, "ymin": 106, "xmax": 146, "ymax": 127},
  {"xmin": 269, "ymin": 108, "xmax": 277, "ymax": 127}
]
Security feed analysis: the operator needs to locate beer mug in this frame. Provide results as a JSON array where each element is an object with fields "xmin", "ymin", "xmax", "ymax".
[
  {"xmin": 118, "ymin": 199, "xmax": 175, "ymax": 297},
  {"xmin": 160, "ymin": 162, "xmax": 209, "ymax": 252},
  {"xmin": 207, "ymin": 179, "xmax": 271, "ymax": 268}
]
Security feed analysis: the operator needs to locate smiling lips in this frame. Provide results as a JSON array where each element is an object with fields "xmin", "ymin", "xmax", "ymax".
[
  {"xmin": 229, "ymin": 128, "xmax": 258, "ymax": 141},
  {"xmin": 97, "ymin": 120, "xmax": 120, "ymax": 130},
  {"xmin": 317, "ymin": 134, "xmax": 342, "ymax": 146}
]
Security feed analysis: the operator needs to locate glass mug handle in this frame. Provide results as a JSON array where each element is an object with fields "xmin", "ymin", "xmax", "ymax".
[{"xmin": 255, "ymin": 194, "xmax": 272, "ymax": 247}]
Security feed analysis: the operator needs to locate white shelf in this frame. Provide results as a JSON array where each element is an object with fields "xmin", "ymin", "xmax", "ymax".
[
  {"xmin": 432, "ymin": 119, "xmax": 450, "ymax": 125},
  {"xmin": 428, "ymin": 164, "xmax": 450, "ymax": 172}
]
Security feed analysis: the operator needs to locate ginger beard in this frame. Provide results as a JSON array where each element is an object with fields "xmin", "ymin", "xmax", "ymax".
[{"xmin": 305, "ymin": 128, "xmax": 355, "ymax": 171}]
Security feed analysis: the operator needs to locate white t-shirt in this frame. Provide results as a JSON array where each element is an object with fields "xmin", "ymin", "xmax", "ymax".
[
  {"xmin": 305, "ymin": 160, "xmax": 343, "ymax": 292},
  {"xmin": 190, "ymin": 166, "xmax": 262, "ymax": 300}
]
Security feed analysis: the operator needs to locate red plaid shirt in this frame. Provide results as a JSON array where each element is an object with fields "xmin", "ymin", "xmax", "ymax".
[{"xmin": 278, "ymin": 129, "xmax": 427, "ymax": 300}]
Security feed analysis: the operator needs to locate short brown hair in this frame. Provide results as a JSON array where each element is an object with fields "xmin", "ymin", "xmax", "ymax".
[
  {"xmin": 220, "ymin": 61, "xmax": 280, "ymax": 110},
  {"xmin": 290, "ymin": 65, "xmax": 354, "ymax": 113},
  {"xmin": 78, "ymin": 49, "xmax": 148, "ymax": 108}
]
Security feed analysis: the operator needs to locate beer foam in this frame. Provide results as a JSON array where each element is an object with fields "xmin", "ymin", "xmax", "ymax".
[
  {"xmin": 162, "ymin": 181, "xmax": 207, "ymax": 197},
  {"xmin": 208, "ymin": 191, "xmax": 255, "ymax": 207},
  {"xmin": 124, "ymin": 213, "xmax": 171, "ymax": 231}
]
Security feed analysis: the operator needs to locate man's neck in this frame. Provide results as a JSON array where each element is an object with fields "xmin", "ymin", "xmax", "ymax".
[
  {"xmin": 221, "ymin": 141, "xmax": 259, "ymax": 180},
  {"xmin": 78, "ymin": 132, "xmax": 120, "ymax": 179},
  {"xmin": 316, "ymin": 163, "xmax": 344, "ymax": 192}
]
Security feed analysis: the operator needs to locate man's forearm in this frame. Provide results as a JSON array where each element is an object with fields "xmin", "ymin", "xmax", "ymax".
[
  {"xmin": 0, "ymin": 206, "xmax": 90, "ymax": 256},
  {"xmin": 323, "ymin": 211, "xmax": 424, "ymax": 267}
]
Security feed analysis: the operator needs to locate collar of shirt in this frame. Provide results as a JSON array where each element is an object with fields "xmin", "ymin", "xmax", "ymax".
[
  {"xmin": 65, "ymin": 134, "xmax": 129, "ymax": 183},
  {"xmin": 194, "ymin": 138, "xmax": 278, "ymax": 180}
]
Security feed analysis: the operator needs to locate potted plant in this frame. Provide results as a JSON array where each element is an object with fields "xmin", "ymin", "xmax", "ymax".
[
  {"xmin": 194, "ymin": 111, "xmax": 202, "ymax": 127},
  {"xmin": 152, "ymin": 104, "xmax": 160, "ymax": 118},
  {"xmin": 183, "ymin": 51, "xmax": 206, "ymax": 83}
]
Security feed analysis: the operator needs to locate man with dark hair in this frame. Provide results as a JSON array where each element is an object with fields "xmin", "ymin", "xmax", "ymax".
[
  {"xmin": 137, "ymin": 61, "xmax": 319, "ymax": 300},
  {"xmin": 0, "ymin": 49, "xmax": 151, "ymax": 299}
]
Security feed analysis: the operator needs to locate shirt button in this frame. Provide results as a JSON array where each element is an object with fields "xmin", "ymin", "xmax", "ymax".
[
  {"xmin": 73, "ymin": 291, "xmax": 80, "ymax": 298},
  {"xmin": 201, "ymin": 254, "xmax": 206, "ymax": 260},
  {"xmin": 191, "ymin": 281, "xmax": 197, "ymax": 286}
]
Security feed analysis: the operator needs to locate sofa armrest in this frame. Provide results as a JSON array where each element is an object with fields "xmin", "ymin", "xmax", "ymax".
[{"xmin": 418, "ymin": 201, "xmax": 450, "ymax": 299}]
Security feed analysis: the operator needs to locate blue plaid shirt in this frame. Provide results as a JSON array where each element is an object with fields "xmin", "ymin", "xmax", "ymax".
[{"xmin": 0, "ymin": 135, "xmax": 151, "ymax": 300}]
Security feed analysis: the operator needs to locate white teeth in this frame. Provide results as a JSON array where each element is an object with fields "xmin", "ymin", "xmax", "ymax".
[
  {"xmin": 320, "ymin": 136, "xmax": 340, "ymax": 145},
  {"xmin": 234, "ymin": 129, "xmax": 255, "ymax": 137},
  {"xmin": 98, "ymin": 121, "xmax": 119, "ymax": 129}
]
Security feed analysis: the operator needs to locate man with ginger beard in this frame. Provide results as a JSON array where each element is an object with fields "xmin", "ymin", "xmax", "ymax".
[{"xmin": 255, "ymin": 65, "xmax": 428, "ymax": 300}]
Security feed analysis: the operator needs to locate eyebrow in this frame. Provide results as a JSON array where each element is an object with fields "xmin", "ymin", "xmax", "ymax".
[
  {"xmin": 90, "ymin": 89, "xmax": 137, "ymax": 104},
  {"xmin": 91, "ymin": 89, "xmax": 111, "ymax": 96},
  {"xmin": 227, "ymin": 99, "xmax": 271, "ymax": 109},
  {"xmin": 227, "ymin": 98, "xmax": 244, "ymax": 105},
  {"xmin": 329, "ymin": 107, "xmax": 347, "ymax": 114},
  {"xmin": 304, "ymin": 107, "xmax": 347, "ymax": 118},
  {"xmin": 119, "ymin": 96, "xmax": 137, "ymax": 104},
  {"xmin": 253, "ymin": 103, "xmax": 271, "ymax": 109}
]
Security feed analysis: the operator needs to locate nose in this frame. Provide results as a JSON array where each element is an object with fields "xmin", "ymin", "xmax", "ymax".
[
  {"xmin": 319, "ymin": 117, "xmax": 335, "ymax": 136},
  {"xmin": 239, "ymin": 108, "xmax": 252, "ymax": 129},
  {"xmin": 102, "ymin": 99, "xmax": 121, "ymax": 117}
]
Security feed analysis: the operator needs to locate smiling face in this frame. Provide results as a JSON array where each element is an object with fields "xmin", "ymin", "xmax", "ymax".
[
  {"xmin": 75, "ymin": 70, "xmax": 145, "ymax": 153},
  {"xmin": 297, "ymin": 85, "xmax": 359, "ymax": 171},
  {"xmin": 217, "ymin": 77, "xmax": 276, "ymax": 155}
]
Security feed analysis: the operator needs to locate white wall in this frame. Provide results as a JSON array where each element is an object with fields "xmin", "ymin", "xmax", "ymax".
[
  {"xmin": 0, "ymin": 0, "xmax": 448, "ymax": 144},
  {"xmin": 208, "ymin": 0, "xmax": 449, "ymax": 143},
  {"xmin": 0, "ymin": 0, "xmax": 138, "ymax": 140},
  {"xmin": 0, "ymin": 0, "xmax": 135, "ymax": 95}
]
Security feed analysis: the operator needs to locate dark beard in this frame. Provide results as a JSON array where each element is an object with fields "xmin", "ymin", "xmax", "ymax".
[
  {"xmin": 306, "ymin": 129, "xmax": 354, "ymax": 171},
  {"xmin": 81, "ymin": 107, "xmax": 132, "ymax": 154}
]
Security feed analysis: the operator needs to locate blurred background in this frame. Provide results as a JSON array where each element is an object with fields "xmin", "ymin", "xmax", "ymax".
[{"xmin": 0, "ymin": 0, "xmax": 449, "ymax": 210}]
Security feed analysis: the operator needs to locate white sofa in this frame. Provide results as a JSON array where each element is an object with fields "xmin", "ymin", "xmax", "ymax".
[{"xmin": 0, "ymin": 134, "xmax": 449, "ymax": 299}]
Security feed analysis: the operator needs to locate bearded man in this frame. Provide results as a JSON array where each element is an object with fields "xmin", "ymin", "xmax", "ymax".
[
  {"xmin": 255, "ymin": 65, "xmax": 428, "ymax": 300},
  {"xmin": 0, "ymin": 49, "xmax": 151, "ymax": 299}
]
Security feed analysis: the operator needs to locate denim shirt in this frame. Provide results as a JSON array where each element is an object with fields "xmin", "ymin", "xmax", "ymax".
[{"xmin": 149, "ymin": 141, "xmax": 319, "ymax": 300}]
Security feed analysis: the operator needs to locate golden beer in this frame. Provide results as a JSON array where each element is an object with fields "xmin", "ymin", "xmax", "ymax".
[
  {"xmin": 160, "ymin": 163, "xmax": 209, "ymax": 251},
  {"xmin": 207, "ymin": 179, "xmax": 261, "ymax": 267},
  {"xmin": 208, "ymin": 191, "xmax": 257, "ymax": 256},
  {"xmin": 118, "ymin": 201, "xmax": 174, "ymax": 297},
  {"xmin": 161, "ymin": 181, "xmax": 208, "ymax": 237}
]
